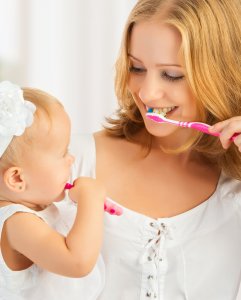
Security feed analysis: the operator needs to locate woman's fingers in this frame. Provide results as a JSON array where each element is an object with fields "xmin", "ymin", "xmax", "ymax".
[{"xmin": 209, "ymin": 117, "xmax": 241, "ymax": 150}]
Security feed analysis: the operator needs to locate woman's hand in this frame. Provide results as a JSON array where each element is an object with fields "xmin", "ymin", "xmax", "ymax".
[{"xmin": 209, "ymin": 116, "xmax": 241, "ymax": 151}]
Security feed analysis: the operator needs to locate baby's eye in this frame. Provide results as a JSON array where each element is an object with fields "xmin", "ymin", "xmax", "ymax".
[
  {"xmin": 129, "ymin": 66, "xmax": 146, "ymax": 74},
  {"xmin": 161, "ymin": 71, "xmax": 184, "ymax": 82}
]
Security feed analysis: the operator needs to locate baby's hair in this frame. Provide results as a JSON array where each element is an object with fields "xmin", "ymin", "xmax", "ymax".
[
  {"xmin": 0, "ymin": 88, "xmax": 63, "ymax": 167},
  {"xmin": 105, "ymin": 0, "xmax": 241, "ymax": 179}
]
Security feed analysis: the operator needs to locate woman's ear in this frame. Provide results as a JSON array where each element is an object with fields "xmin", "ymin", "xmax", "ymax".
[{"xmin": 3, "ymin": 167, "xmax": 26, "ymax": 192}]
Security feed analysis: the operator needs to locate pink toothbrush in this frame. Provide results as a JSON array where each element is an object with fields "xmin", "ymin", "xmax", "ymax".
[
  {"xmin": 65, "ymin": 183, "xmax": 123, "ymax": 216},
  {"xmin": 146, "ymin": 112, "xmax": 239, "ymax": 141}
]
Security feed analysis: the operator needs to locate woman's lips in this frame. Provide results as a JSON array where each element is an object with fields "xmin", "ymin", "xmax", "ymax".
[{"xmin": 145, "ymin": 106, "xmax": 179, "ymax": 119}]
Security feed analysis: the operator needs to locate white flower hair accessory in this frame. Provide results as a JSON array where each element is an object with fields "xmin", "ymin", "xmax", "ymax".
[{"xmin": 0, "ymin": 81, "xmax": 36, "ymax": 157}]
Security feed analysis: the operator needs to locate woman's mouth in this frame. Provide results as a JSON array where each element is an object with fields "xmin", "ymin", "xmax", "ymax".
[{"xmin": 145, "ymin": 105, "xmax": 178, "ymax": 117}]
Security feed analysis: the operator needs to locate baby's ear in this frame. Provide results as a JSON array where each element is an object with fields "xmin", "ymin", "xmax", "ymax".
[{"xmin": 3, "ymin": 167, "xmax": 26, "ymax": 192}]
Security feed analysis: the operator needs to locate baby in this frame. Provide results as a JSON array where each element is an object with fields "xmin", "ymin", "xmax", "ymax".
[{"xmin": 0, "ymin": 81, "xmax": 106, "ymax": 299}]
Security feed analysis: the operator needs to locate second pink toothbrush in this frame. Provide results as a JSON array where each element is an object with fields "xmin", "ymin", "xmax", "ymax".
[{"xmin": 65, "ymin": 183, "xmax": 123, "ymax": 216}]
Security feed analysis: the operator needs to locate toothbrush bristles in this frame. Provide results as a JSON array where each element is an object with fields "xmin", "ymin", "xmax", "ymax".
[{"xmin": 147, "ymin": 108, "xmax": 167, "ymax": 117}]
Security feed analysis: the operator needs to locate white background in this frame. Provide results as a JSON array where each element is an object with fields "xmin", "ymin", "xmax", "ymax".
[{"xmin": 0, "ymin": 0, "xmax": 136, "ymax": 134}]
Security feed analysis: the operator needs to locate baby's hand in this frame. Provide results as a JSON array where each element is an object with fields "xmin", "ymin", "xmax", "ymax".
[
  {"xmin": 66, "ymin": 179, "xmax": 123, "ymax": 216},
  {"xmin": 209, "ymin": 117, "xmax": 241, "ymax": 152},
  {"xmin": 68, "ymin": 177, "xmax": 106, "ymax": 204}
]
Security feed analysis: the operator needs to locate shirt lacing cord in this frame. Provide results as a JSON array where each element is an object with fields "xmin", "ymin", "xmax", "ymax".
[
  {"xmin": 140, "ymin": 220, "xmax": 190, "ymax": 300},
  {"xmin": 139, "ymin": 221, "xmax": 174, "ymax": 299},
  {"xmin": 140, "ymin": 221, "xmax": 174, "ymax": 265}
]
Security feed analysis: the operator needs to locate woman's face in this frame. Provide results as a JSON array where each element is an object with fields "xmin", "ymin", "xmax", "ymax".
[{"xmin": 128, "ymin": 21, "xmax": 197, "ymax": 139}]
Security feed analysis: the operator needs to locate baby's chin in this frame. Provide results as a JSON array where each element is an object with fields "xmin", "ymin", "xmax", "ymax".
[{"xmin": 53, "ymin": 191, "xmax": 66, "ymax": 203}]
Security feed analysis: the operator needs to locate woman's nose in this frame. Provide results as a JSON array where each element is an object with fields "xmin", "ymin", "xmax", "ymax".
[{"xmin": 139, "ymin": 73, "xmax": 165, "ymax": 103}]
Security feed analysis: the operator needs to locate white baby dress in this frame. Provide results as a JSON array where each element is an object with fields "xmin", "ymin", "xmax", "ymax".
[{"xmin": 0, "ymin": 203, "xmax": 104, "ymax": 300}]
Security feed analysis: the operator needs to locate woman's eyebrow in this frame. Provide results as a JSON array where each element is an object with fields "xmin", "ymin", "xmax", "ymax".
[
  {"xmin": 128, "ymin": 54, "xmax": 182, "ymax": 67},
  {"xmin": 128, "ymin": 54, "xmax": 142, "ymax": 62}
]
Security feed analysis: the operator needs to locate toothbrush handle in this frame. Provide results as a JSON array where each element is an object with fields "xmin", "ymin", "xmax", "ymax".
[
  {"xmin": 64, "ymin": 183, "xmax": 123, "ymax": 216},
  {"xmin": 188, "ymin": 122, "xmax": 239, "ymax": 141},
  {"xmin": 187, "ymin": 122, "xmax": 218, "ymax": 135},
  {"xmin": 146, "ymin": 113, "xmax": 239, "ymax": 141}
]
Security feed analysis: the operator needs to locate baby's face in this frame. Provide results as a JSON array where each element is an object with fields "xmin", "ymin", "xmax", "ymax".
[{"xmin": 20, "ymin": 105, "xmax": 74, "ymax": 209}]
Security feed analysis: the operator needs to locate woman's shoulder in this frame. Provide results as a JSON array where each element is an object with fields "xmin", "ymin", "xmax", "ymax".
[
  {"xmin": 94, "ymin": 129, "xmax": 123, "ymax": 144},
  {"xmin": 69, "ymin": 130, "xmax": 129, "ymax": 178},
  {"xmin": 94, "ymin": 130, "xmax": 124, "ymax": 159},
  {"xmin": 94, "ymin": 129, "xmax": 140, "ymax": 154}
]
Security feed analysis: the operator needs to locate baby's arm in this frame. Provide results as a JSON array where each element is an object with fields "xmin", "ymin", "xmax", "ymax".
[{"xmin": 4, "ymin": 177, "xmax": 105, "ymax": 277}]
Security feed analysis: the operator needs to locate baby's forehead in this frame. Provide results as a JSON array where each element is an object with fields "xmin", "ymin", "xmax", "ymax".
[
  {"xmin": 32, "ymin": 106, "xmax": 52, "ymax": 136},
  {"xmin": 35, "ymin": 101, "xmax": 65, "ymax": 126},
  {"xmin": 24, "ymin": 103, "xmax": 66, "ymax": 145},
  {"xmin": 21, "ymin": 108, "xmax": 69, "ymax": 159}
]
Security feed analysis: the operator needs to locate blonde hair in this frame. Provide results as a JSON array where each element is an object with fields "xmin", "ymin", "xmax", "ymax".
[
  {"xmin": 0, "ymin": 88, "xmax": 63, "ymax": 167},
  {"xmin": 105, "ymin": 0, "xmax": 241, "ymax": 180}
]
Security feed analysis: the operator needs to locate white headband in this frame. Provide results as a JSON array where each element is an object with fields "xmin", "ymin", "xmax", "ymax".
[{"xmin": 0, "ymin": 81, "xmax": 36, "ymax": 157}]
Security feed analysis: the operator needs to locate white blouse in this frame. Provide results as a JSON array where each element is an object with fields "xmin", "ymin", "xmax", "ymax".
[{"xmin": 68, "ymin": 134, "xmax": 241, "ymax": 300}]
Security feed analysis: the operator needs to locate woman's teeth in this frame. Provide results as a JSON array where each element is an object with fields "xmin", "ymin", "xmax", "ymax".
[{"xmin": 146, "ymin": 106, "xmax": 176, "ymax": 117}]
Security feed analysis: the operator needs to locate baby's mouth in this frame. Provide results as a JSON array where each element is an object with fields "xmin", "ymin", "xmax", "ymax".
[{"xmin": 146, "ymin": 106, "xmax": 177, "ymax": 117}]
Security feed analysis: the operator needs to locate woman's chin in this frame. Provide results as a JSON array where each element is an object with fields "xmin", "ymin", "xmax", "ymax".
[{"xmin": 145, "ymin": 121, "xmax": 179, "ymax": 138}]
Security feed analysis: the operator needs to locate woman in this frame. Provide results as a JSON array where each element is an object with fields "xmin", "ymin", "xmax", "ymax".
[{"xmin": 70, "ymin": 0, "xmax": 241, "ymax": 299}]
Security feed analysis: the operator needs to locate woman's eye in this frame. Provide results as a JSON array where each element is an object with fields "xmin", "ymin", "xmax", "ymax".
[
  {"xmin": 161, "ymin": 71, "xmax": 184, "ymax": 82},
  {"xmin": 129, "ymin": 66, "xmax": 146, "ymax": 74}
]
